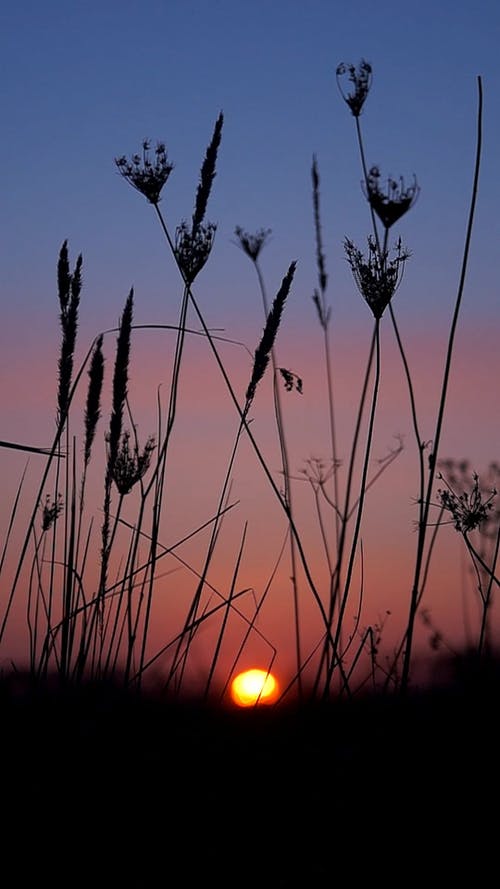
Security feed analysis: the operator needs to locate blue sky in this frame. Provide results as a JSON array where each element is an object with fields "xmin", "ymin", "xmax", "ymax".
[{"xmin": 1, "ymin": 0, "xmax": 498, "ymax": 342}]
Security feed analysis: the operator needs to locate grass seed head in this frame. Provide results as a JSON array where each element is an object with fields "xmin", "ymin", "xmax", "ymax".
[
  {"xmin": 84, "ymin": 335, "xmax": 105, "ymax": 468},
  {"xmin": 246, "ymin": 261, "xmax": 296, "ymax": 404},
  {"xmin": 192, "ymin": 112, "xmax": 224, "ymax": 235}
]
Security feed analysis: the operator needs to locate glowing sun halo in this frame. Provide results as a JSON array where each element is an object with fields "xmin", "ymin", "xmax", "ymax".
[{"xmin": 230, "ymin": 669, "xmax": 279, "ymax": 707}]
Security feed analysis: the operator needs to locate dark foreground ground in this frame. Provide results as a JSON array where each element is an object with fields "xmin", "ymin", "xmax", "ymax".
[{"xmin": 1, "ymin": 665, "xmax": 499, "ymax": 887}]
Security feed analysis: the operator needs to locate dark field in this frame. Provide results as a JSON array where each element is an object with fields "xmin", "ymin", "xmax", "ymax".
[{"xmin": 2, "ymin": 666, "xmax": 499, "ymax": 887}]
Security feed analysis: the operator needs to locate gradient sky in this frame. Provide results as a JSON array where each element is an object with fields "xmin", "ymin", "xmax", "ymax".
[{"xmin": 1, "ymin": 0, "xmax": 499, "ymax": 692}]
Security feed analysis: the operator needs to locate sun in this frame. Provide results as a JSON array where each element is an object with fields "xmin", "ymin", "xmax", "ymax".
[{"xmin": 230, "ymin": 668, "xmax": 279, "ymax": 707}]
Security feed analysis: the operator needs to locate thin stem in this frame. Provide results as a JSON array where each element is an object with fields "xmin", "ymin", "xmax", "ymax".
[
  {"xmin": 400, "ymin": 76, "xmax": 483, "ymax": 693},
  {"xmin": 152, "ymin": 203, "xmax": 330, "ymax": 638},
  {"xmin": 324, "ymin": 319, "xmax": 381, "ymax": 696},
  {"xmin": 254, "ymin": 258, "xmax": 303, "ymax": 696}
]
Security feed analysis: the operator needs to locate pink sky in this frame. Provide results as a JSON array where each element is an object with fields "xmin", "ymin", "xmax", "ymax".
[{"xmin": 1, "ymin": 302, "xmax": 498, "ymax": 697}]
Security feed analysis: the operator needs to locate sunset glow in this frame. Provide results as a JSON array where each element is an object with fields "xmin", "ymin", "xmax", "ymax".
[{"xmin": 230, "ymin": 669, "xmax": 279, "ymax": 707}]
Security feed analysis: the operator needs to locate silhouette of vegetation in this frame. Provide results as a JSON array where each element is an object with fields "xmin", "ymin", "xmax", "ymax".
[{"xmin": 0, "ymin": 62, "xmax": 495, "ymax": 721}]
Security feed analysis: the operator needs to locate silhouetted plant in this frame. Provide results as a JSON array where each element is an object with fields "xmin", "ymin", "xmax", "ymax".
[
  {"xmin": 115, "ymin": 141, "xmax": 174, "ymax": 204},
  {"xmin": 245, "ymin": 262, "xmax": 296, "ymax": 404},
  {"xmin": 436, "ymin": 464, "xmax": 499, "ymax": 657},
  {"xmin": 336, "ymin": 60, "xmax": 372, "ymax": 117},
  {"xmin": 57, "ymin": 241, "xmax": 82, "ymax": 423},
  {"xmin": 41, "ymin": 494, "xmax": 64, "ymax": 533},
  {"xmin": 362, "ymin": 166, "xmax": 419, "ymax": 229},
  {"xmin": 0, "ymin": 60, "xmax": 489, "ymax": 709},
  {"xmin": 110, "ymin": 430, "xmax": 156, "ymax": 496},
  {"xmin": 344, "ymin": 235, "xmax": 410, "ymax": 319}
]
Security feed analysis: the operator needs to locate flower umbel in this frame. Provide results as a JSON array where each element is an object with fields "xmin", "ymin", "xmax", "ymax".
[
  {"xmin": 174, "ymin": 220, "xmax": 216, "ymax": 285},
  {"xmin": 298, "ymin": 456, "xmax": 341, "ymax": 494},
  {"xmin": 234, "ymin": 226, "xmax": 272, "ymax": 262},
  {"xmin": 115, "ymin": 141, "xmax": 174, "ymax": 204},
  {"xmin": 336, "ymin": 60, "xmax": 372, "ymax": 117},
  {"xmin": 108, "ymin": 430, "xmax": 156, "ymax": 495},
  {"xmin": 344, "ymin": 236, "xmax": 410, "ymax": 319},
  {"xmin": 363, "ymin": 166, "xmax": 419, "ymax": 229},
  {"xmin": 437, "ymin": 472, "xmax": 497, "ymax": 534}
]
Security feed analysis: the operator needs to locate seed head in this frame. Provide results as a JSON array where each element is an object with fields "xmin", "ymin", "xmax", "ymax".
[
  {"xmin": 174, "ymin": 220, "xmax": 216, "ymax": 285},
  {"xmin": 234, "ymin": 226, "xmax": 272, "ymax": 262},
  {"xmin": 193, "ymin": 112, "xmax": 224, "ymax": 235},
  {"xmin": 83, "ymin": 335, "xmax": 104, "ymax": 469},
  {"xmin": 246, "ymin": 262, "xmax": 296, "ymax": 404},
  {"xmin": 108, "ymin": 430, "xmax": 156, "ymax": 495},
  {"xmin": 57, "ymin": 241, "xmax": 83, "ymax": 422},
  {"xmin": 437, "ymin": 472, "xmax": 497, "ymax": 534},
  {"xmin": 279, "ymin": 368, "xmax": 303, "ymax": 394},
  {"xmin": 108, "ymin": 290, "xmax": 134, "ymax": 473},
  {"xmin": 299, "ymin": 456, "xmax": 341, "ymax": 493},
  {"xmin": 41, "ymin": 493, "xmax": 64, "ymax": 532},
  {"xmin": 344, "ymin": 236, "xmax": 410, "ymax": 319},
  {"xmin": 115, "ymin": 140, "xmax": 174, "ymax": 204},
  {"xmin": 363, "ymin": 166, "xmax": 419, "ymax": 229},
  {"xmin": 336, "ymin": 60, "xmax": 372, "ymax": 117}
]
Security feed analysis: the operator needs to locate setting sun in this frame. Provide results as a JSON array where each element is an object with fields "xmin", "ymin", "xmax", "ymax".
[{"xmin": 230, "ymin": 669, "xmax": 279, "ymax": 707}]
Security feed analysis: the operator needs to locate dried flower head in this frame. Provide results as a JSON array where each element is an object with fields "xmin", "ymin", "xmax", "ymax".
[
  {"xmin": 83, "ymin": 335, "xmax": 104, "ymax": 469},
  {"xmin": 246, "ymin": 262, "xmax": 296, "ymax": 404},
  {"xmin": 174, "ymin": 220, "xmax": 216, "ymax": 284},
  {"xmin": 344, "ymin": 236, "xmax": 410, "ymax": 319},
  {"xmin": 363, "ymin": 166, "xmax": 419, "ymax": 229},
  {"xmin": 193, "ymin": 112, "xmax": 224, "ymax": 235},
  {"xmin": 234, "ymin": 226, "xmax": 272, "ymax": 262},
  {"xmin": 437, "ymin": 472, "xmax": 497, "ymax": 534},
  {"xmin": 311, "ymin": 156, "xmax": 328, "ymax": 295},
  {"xmin": 57, "ymin": 241, "xmax": 82, "ymax": 422},
  {"xmin": 41, "ymin": 493, "xmax": 64, "ymax": 532},
  {"xmin": 108, "ymin": 430, "xmax": 156, "ymax": 495},
  {"xmin": 115, "ymin": 140, "xmax": 174, "ymax": 204},
  {"xmin": 298, "ymin": 456, "xmax": 341, "ymax": 492},
  {"xmin": 438, "ymin": 459, "xmax": 500, "ymax": 539},
  {"xmin": 279, "ymin": 368, "xmax": 303, "ymax": 394},
  {"xmin": 108, "ymin": 290, "xmax": 134, "ymax": 474},
  {"xmin": 336, "ymin": 60, "xmax": 372, "ymax": 117}
]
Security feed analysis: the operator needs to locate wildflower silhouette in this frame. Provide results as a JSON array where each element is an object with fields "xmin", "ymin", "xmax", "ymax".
[
  {"xmin": 336, "ymin": 60, "xmax": 372, "ymax": 117},
  {"xmin": 174, "ymin": 220, "xmax": 217, "ymax": 285},
  {"xmin": 437, "ymin": 471, "xmax": 497, "ymax": 533},
  {"xmin": 234, "ymin": 226, "xmax": 272, "ymax": 262},
  {"xmin": 363, "ymin": 166, "xmax": 419, "ymax": 229},
  {"xmin": 109, "ymin": 430, "xmax": 156, "ymax": 495},
  {"xmin": 344, "ymin": 236, "xmax": 410, "ymax": 319},
  {"xmin": 115, "ymin": 140, "xmax": 174, "ymax": 204}
]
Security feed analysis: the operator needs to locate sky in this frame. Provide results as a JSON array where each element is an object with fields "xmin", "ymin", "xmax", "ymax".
[{"xmin": 1, "ymin": 0, "xmax": 499, "ymax": 696}]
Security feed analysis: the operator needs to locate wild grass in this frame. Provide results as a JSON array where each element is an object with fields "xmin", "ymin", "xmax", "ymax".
[{"xmin": 0, "ymin": 61, "xmax": 497, "ymax": 715}]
